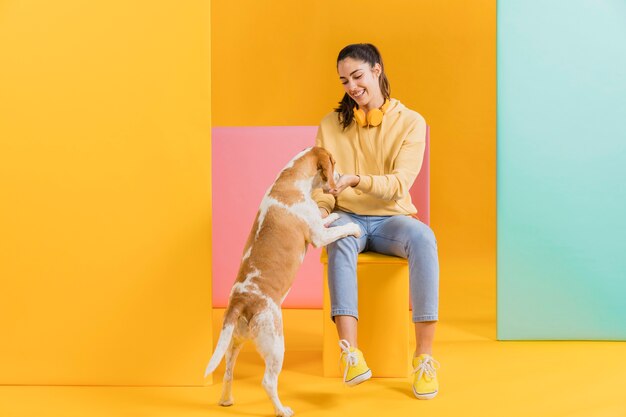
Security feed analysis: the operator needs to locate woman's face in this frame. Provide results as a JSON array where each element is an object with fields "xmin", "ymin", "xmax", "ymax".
[{"xmin": 337, "ymin": 57, "xmax": 382, "ymax": 109}]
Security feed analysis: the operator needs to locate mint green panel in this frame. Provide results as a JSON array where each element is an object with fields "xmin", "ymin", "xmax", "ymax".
[{"xmin": 497, "ymin": 0, "xmax": 626, "ymax": 340}]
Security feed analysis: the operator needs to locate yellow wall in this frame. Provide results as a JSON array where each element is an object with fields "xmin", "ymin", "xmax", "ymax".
[
  {"xmin": 0, "ymin": 0, "xmax": 494, "ymax": 386},
  {"xmin": 212, "ymin": 1, "xmax": 496, "ymax": 318},
  {"xmin": 0, "ymin": 1, "xmax": 212, "ymax": 385}
]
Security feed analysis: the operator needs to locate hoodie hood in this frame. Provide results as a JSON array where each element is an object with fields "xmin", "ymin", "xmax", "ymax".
[{"xmin": 385, "ymin": 98, "xmax": 405, "ymax": 116}]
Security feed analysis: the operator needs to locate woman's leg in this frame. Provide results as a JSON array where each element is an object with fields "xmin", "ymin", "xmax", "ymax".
[
  {"xmin": 335, "ymin": 316, "xmax": 358, "ymax": 347},
  {"xmin": 369, "ymin": 215, "xmax": 440, "ymax": 354},
  {"xmin": 326, "ymin": 212, "xmax": 367, "ymax": 346},
  {"xmin": 414, "ymin": 321, "xmax": 436, "ymax": 356}
]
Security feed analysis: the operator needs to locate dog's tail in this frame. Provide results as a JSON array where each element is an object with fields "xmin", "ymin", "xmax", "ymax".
[{"xmin": 204, "ymin": 303, "xmax": 242, "ymax": 378}]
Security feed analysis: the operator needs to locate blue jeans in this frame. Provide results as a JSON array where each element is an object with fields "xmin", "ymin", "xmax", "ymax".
[{"xmin": 327, "ymin": 211, "xmax": 439, "ymax": 323}]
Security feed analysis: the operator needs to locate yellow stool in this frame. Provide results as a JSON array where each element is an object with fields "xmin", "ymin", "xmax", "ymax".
[{"xmin": 322, "ymin": 250, "xmax": 411, "ymax": 377}]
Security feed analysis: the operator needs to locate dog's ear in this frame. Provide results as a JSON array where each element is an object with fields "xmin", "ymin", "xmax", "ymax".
[{"xmin": 318, "ymin": 151, "xmax": 336, "ymax": 189}]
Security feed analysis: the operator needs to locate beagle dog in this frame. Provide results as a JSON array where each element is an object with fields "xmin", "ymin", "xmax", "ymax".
[{"xmin": 204, "ymin": 146, "xmax": 361, "ymax": 417}]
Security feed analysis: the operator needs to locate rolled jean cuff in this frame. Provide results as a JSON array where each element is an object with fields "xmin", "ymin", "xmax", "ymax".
[
  {"xmin": 412, "ymin": 314, "xmax": 438, "ymax": 323},
  {"xmin": 331, "ymin": 309, "xmax": 359, "ymax": 322}
]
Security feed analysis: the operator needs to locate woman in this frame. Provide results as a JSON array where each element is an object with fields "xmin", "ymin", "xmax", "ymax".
[{"xmin": 313, "ymin": 43, "xmax": 440, "ymax": 400}]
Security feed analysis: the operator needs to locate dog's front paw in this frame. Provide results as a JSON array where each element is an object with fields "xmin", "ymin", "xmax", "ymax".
[
  {"xmin": 346, "ymin": 222, "xmax": 362, "ymax": 238},
  {"xmin": 323, "ymin": 212, "xmax": 340, "ymax": 225},
  {"xmin": 276, "ymin": 406, "xmax": 294, "ymax": 417}
]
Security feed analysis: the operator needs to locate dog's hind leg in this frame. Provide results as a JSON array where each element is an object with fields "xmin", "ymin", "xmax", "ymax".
[
  {"xmin": 219, "ymin": 337, "xmax": 244, "ymax": 407},
  {"xmin": 252, "ymin": 310, "xmax": 294, "ymax": 417}
]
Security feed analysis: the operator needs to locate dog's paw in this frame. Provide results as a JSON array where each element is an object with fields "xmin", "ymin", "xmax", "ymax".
[
  {"xmin": 347, "ymin": 222, "xmax": 362, "ymax": 238},
  {"xmin": 276, "ymin": 406, "xmax": 294, "ymax": 417},
  {"xmin": 323, "ymin": 212, "xmax": 340, "ymax": 225},
  {"xmin": 218, "ymin": 398, "xmax": 234, "ymax": 407}
]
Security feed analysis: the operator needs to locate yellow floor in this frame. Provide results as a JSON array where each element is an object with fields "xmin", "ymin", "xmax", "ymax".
[{"xmin": 1, "ymin": 307, "xmax": 625, "ymax": 417}]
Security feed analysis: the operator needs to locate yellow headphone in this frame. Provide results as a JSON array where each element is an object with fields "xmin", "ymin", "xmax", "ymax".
[{"xmin": 353, "ymin": 98, "xmax": 390, "ymax": 127}]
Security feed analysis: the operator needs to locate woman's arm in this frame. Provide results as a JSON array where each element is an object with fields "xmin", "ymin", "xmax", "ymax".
[{"xmin": 354, "ymin": 117, "xmax": 426, "ymax": 201}]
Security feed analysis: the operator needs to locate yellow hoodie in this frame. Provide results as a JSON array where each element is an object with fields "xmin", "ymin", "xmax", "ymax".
[{"xmin": 313, "ymin": 98, "xmax": 427, "ymax": 216}]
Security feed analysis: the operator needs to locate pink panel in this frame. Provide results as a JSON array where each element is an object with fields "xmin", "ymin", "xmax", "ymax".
[
  {"xmin": 410, "ymin": 125, "xmax": 430, "ymax": 225},
  {"xmin": 212, "ymin": 126, "xmax": 430, "ymax": 309},
  {"xmin": 212, "ymin": 126, "xmax": 320, "ymax": 308}
]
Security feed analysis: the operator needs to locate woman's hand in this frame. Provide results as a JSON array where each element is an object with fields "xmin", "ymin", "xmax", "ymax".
[
  {"xmin": 319, "ymin": 207, "xmax": 329, "ymax": 218},
  {"xmin": 329, "ymin": 174, "xmax": 360, "ymax": 196}
]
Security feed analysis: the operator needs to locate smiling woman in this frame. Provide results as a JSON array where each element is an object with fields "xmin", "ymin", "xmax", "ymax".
[
  {"xmin": 335, "ymin": 44, "xmax": 391, "ymax": 130},
  {"xmin": 312, "ymin": 43, "xmax": 440, "ymax": 400}
]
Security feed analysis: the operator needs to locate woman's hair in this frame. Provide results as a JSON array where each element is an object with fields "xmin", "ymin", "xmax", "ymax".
[{"xmin": 334, "ymin": 43, "xmax": 391, "ymax": 130}]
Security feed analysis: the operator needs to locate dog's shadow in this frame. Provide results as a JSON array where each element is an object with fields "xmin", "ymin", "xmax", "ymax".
[
  {"xmin": 282, "ymin": 351, "xmax": 324, "ymax": 377},
  {"xmin": 291, "ymin": 391, "xmax": 340, "ymax": 410}
]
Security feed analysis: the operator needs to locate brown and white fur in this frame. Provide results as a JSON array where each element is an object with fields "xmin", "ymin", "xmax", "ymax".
[{"xmin": 204, "ymin": 146, "xmax": 361, "ymax": 417}]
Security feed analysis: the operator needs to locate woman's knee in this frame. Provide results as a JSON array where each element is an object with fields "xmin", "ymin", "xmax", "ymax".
[
  {"xmin": 327, "ymin": 212, "xmax": 362, "ymax": 255},
  {"xmin": 407, "ymin": 222, "xmax": 437, "ymax": 251},
  {"xmin": 328, "ymin": 234, "xmax": 360, "ymax": 255}
]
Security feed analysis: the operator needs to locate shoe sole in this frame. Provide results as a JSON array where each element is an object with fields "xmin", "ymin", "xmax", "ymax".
[
  {"xmin": 412, "ymin": 386, "xmax": 438, "ymax": 400},
  {"xmin": 345, "ymin": 369, "xmax": 372, "ymax": 387}
]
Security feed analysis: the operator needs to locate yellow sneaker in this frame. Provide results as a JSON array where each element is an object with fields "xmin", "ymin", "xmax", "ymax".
[
  {"xmin": 412, "ymin": 353, "xmax": 440, "ymax": 399},
  {"xmin": 338, "ymin": 339, "xmax": 372, "ymax": 387}
]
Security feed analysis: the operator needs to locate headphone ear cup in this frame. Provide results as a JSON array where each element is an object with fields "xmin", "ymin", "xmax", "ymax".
[
  {"xmin": 353, "ymin": 107, "xmax": 366, "ymax": 127},
  {"xmin": 367, "ymin": 108, "xmax": 384, "ymax": 126}
]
